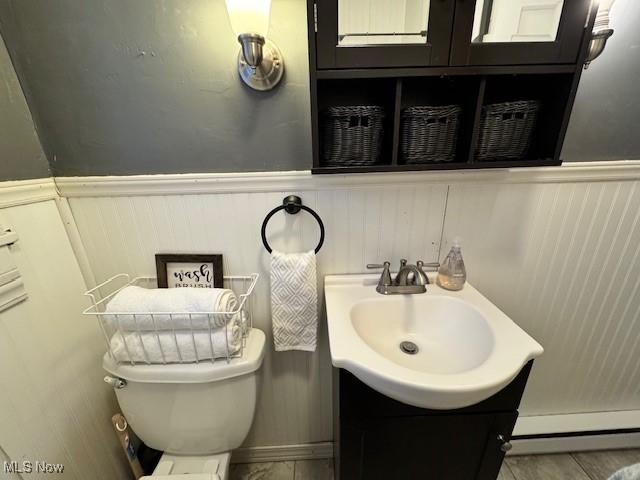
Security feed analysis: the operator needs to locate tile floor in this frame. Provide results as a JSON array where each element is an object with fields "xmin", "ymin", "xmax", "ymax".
[{"xmin": 229, "ymin": 449, "xmax": 640, "ymax": 480}]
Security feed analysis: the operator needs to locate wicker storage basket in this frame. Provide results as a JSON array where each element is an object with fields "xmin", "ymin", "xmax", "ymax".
[
  {"xmin": 322, "ymin": 106, "xmax": 385, "ymax": 167},
  {"xmin": 476, "ymin": 100, "xmax": 540, "ymax": 161},
  {"xmin": 400, "ymin": 105, "xmax": 462, "ymax": 164}
]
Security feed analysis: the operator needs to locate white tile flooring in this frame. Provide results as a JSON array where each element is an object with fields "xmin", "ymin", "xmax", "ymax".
[{"xmin": 229, "ymin": 449, "xmax": 640, "ymax": 480}]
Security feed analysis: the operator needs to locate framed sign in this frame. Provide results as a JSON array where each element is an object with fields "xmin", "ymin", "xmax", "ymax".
[{"xmin": 155, "ymin": 254, "xmax": 223, "ymax": 289}]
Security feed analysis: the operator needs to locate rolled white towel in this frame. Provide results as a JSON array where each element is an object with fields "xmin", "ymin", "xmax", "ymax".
[
  {"xmin": 104, "ymin": 286, "xmax": 238, "ymax": 330},
  {"xmin": 110, "ymin": 324, "xmax": 241, "ymax": 364}
]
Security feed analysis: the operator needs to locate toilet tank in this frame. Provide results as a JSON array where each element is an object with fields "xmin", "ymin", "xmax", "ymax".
[{"xmin": 104, "ymin": 329, "xmax": 266, "ymax": 455}]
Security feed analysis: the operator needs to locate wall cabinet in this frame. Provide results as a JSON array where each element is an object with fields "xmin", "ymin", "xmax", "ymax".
[
  {"xmin": 315, "ymin": 0, "xmax": 591, "ymax": 68},
  {"xmin": 333, "ymin": 362, "xmax": 534, "ymax": 480},
  {"xmin": 308, "ymin": 0, "xmax": 596, "ymax": 173}
]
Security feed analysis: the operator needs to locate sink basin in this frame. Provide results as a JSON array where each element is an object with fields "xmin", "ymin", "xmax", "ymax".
[
  {"xmin": 325, "ymin": 274, "xmax": 543, "ymax": 410},
  {"xmin": 351, "ymin": 296, "xmax": 494, "ymax": 375}
]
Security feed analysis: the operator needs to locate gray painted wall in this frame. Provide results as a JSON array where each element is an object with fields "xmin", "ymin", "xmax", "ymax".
[
  {"xmin": 0, "ymin": 0, "xmax": 311, "ymax": 176},
  {"xmin": 0, "ymin": 32, "xmax": 49, "ymax": 181},
  {"xmin": 0, "ymin": 0, "xmax": 637, "ymax": 177},
  {"xmin": 563, "ymin": 0, "xmax": 640, "ymax": 161}
]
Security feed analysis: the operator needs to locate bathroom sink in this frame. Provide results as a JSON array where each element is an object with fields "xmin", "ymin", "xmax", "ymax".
[{"xmin": 325, "ymin": 274, "xmax": 543, "ymax": 410}]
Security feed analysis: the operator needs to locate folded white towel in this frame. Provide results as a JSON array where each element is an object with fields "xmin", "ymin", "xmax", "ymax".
[
  {"xmin": 110, "ymin": 325, "xmax": 241, "ymax": 363},
  {"xmin": 270, "ymin": 249, "xmax": 318, "ymax": 352},
  {"xmin": 104, "ymin": 286, "xmax": 237, "ymax": 330}
]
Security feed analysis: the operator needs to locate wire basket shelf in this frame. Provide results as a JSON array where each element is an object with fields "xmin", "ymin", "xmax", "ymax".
[{"xmin": 84, "ymin": 273, "xmax": 259, "ymax": 366}]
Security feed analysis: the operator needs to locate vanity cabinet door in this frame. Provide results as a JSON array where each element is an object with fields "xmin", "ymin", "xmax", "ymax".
[
  {"xmin": 476, "ymin": 412, "xmax": 519, "ymax": 480},
  {"xmin": 356, "ymin": 414, "xmax": 504, "ymax": 479},
  {"xmin": 449, "ymin": 0, "xmax": 591, "ymax": 66},
  {"xmin": 314, "ymin": 0, "xmax": 456, "ymax": 69}
]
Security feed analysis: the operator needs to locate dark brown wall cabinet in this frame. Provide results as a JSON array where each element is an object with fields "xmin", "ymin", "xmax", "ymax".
[
  {"xmin": 334, "ymin": 362, "xmax": 534, "ymax": 480},
  {"xmin": 308, "ymin": 0, "xmax": 595, "ymax": 174}
]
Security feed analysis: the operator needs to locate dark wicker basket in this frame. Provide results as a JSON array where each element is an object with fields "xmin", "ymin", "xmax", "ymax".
[
  {"xmin": 400, "ymin": 105, "xmax": 462, "ymax": 164},
  {"xmin": 322, "ymin": 106, "xmax": 385, "ymax": 167},
  {"xmin": 476, "ymin": 100, "xmax": 540, "ymax": 161}
]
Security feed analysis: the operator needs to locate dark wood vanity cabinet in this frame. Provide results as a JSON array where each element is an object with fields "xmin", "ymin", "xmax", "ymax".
[
  {"xmin": 307, "ymin": 0, "xmax": 596, "ymax": 174},
  {"xmin": 333, "ymin": 362, "xmax": 533, "ymax": 480}
]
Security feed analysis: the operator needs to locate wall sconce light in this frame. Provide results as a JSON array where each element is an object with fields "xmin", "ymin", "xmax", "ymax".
[
  {"xmin": 584, "ymin": 0, "xmax": 616, "ymax": 69},
  {"xmin": 225, "ymin": 0, "xmax": 284, "ymax": 91}
]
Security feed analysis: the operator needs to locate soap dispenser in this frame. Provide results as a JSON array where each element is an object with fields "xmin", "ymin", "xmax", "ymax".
[{"xmin": 436, "ymin": 238, "xmax": 466, "ymax": 291}]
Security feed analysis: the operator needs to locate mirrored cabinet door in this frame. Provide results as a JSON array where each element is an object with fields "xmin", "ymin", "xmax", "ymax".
[
  {"xmin": 315, "ymin": 0, "xmax": 455, "ymax": 69},
  {"xmin": 472, "ymin": 0, "xmax": 565, "ymax": 43},
  {"xmin": 451, "ymin": 0, "xmax": 591, "ymax": 66},
  {"xmin": 338, "ymin": 0, "xmax": 430, "ymax": 46}
]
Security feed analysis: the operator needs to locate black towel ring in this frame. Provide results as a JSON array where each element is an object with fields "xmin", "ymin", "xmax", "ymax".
[{"xmin": 261, "ymin": 195, "xmax": 325, "ymax": 254}]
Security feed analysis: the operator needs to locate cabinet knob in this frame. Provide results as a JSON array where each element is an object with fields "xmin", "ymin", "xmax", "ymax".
[{"xmin": 497, "ymin": 434, "xmax": 512, "ymax": 453}]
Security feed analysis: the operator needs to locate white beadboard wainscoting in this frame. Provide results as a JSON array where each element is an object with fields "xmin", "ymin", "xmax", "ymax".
[
  {"xmin": 442, "ymin": 179, "xmax": 640, "ymax": 417},
  {"xmin": 62, "ymin": 182, "xmax": 449, "ymax": 449},
  {"xmin": 0, "ymin": 179, "xmax": 130, "ymax": 480},
  {"xmin": 53, "ymin": 160, "xmax": 640, "ymax": 455}
]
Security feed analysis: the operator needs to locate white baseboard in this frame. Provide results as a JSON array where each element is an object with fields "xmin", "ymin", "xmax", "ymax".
[{"xmin": 231, "ymin": 442, "xmax": 334, "ymax": 464}]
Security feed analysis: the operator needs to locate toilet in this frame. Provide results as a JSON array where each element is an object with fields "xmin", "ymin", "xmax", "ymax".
[{"xmin": 103, "ymin": 328, "xmax": 266, "ymax": 480}]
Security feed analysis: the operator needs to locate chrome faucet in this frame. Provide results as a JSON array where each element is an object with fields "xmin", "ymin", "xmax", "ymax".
[{"xmin": 367, "ymin": 259, "xmax": 440, "ymax": 295}]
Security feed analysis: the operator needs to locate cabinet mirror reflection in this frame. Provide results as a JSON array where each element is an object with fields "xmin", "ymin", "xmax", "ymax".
[
  {"xmin": 473, "ymin": 0, "xmax": 565, "ymax": 43},
  {"xmin": 338, "ymin": 0, "xmax": 431, "ymax": 45}
]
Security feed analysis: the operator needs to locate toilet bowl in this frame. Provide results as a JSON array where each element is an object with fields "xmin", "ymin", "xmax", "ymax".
[{"xmin": 103, "ymin": 328, "xmax": 266, "ymax": 479}]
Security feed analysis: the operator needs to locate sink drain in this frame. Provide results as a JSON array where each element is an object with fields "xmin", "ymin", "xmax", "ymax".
[{"xmin": 400, "ymin": 341, "xmax": 419, "ymax": 355}]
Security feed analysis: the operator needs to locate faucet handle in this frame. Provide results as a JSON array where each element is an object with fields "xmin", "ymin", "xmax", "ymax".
[
  {"xmin": 367, "ymin": 261, "xmax": 392, "ymax": 288},
  {"xmin": 415, "ymin": 260, "xmax": 428, "ymax": 285},
  {"xmin": 417, "ymin": 260, "xmax": 440, "ymax": 270},
  {"xmin": 367, "ymin": 262, "xmax": 390, "ymax": 269},
  {"xmin": 416, "ymin": 260, "xmax": 439, "ymax": 285}
]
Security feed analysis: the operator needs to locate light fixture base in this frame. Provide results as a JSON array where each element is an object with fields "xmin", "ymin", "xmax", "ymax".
[{"xmin": 237, "ymin": 39, "xmax": 284, "ymax": 91}]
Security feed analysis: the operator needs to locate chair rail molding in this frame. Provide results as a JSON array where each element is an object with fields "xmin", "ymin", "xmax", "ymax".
[
  {"xmin": 54, "ymin": 160, "xmax": 640, "ymax": 198},
  {"xmin": 0, "ymin": 178, "xmax": 57, "ymax": 208}
]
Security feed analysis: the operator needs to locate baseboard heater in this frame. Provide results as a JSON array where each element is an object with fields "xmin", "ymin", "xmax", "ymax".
[{"xmin": 510, "ymin": 428, "xmax": 640, "ymax": 455}]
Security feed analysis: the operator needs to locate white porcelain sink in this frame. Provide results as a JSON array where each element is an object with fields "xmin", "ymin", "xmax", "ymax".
[{"xmin": 325, "ymin": 274, "xmax": 543, "ymax": 410}]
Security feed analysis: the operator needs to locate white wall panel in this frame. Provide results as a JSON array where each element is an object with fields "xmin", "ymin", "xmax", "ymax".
[
  {"xmin": 442, "ymin": 180, "xmax": 640, "ymax": 416},
  {"xmin": 0, "ymin": 199, "xmax": 129, "ymax": 479},
  {"xmin": 68, "ymin": 185, "xmax": 448, "ymax": 447}
]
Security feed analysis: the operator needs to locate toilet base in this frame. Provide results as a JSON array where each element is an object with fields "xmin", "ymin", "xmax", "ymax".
[{"xmin": 142, "ymin": 452, "xmax": 230, "ymax": 480}]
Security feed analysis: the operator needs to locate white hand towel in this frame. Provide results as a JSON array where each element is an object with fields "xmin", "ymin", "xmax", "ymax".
[
  {"xmin": 270, "ymin": 249, "xmax": 318, "ymax": 352},
  {"xmin": 110, "ymin": 324, "xmax": 241, "ymax": 364},
  {"xmin": 104, "ymin": 286, "xmax": 237, "ymax": 330}
]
